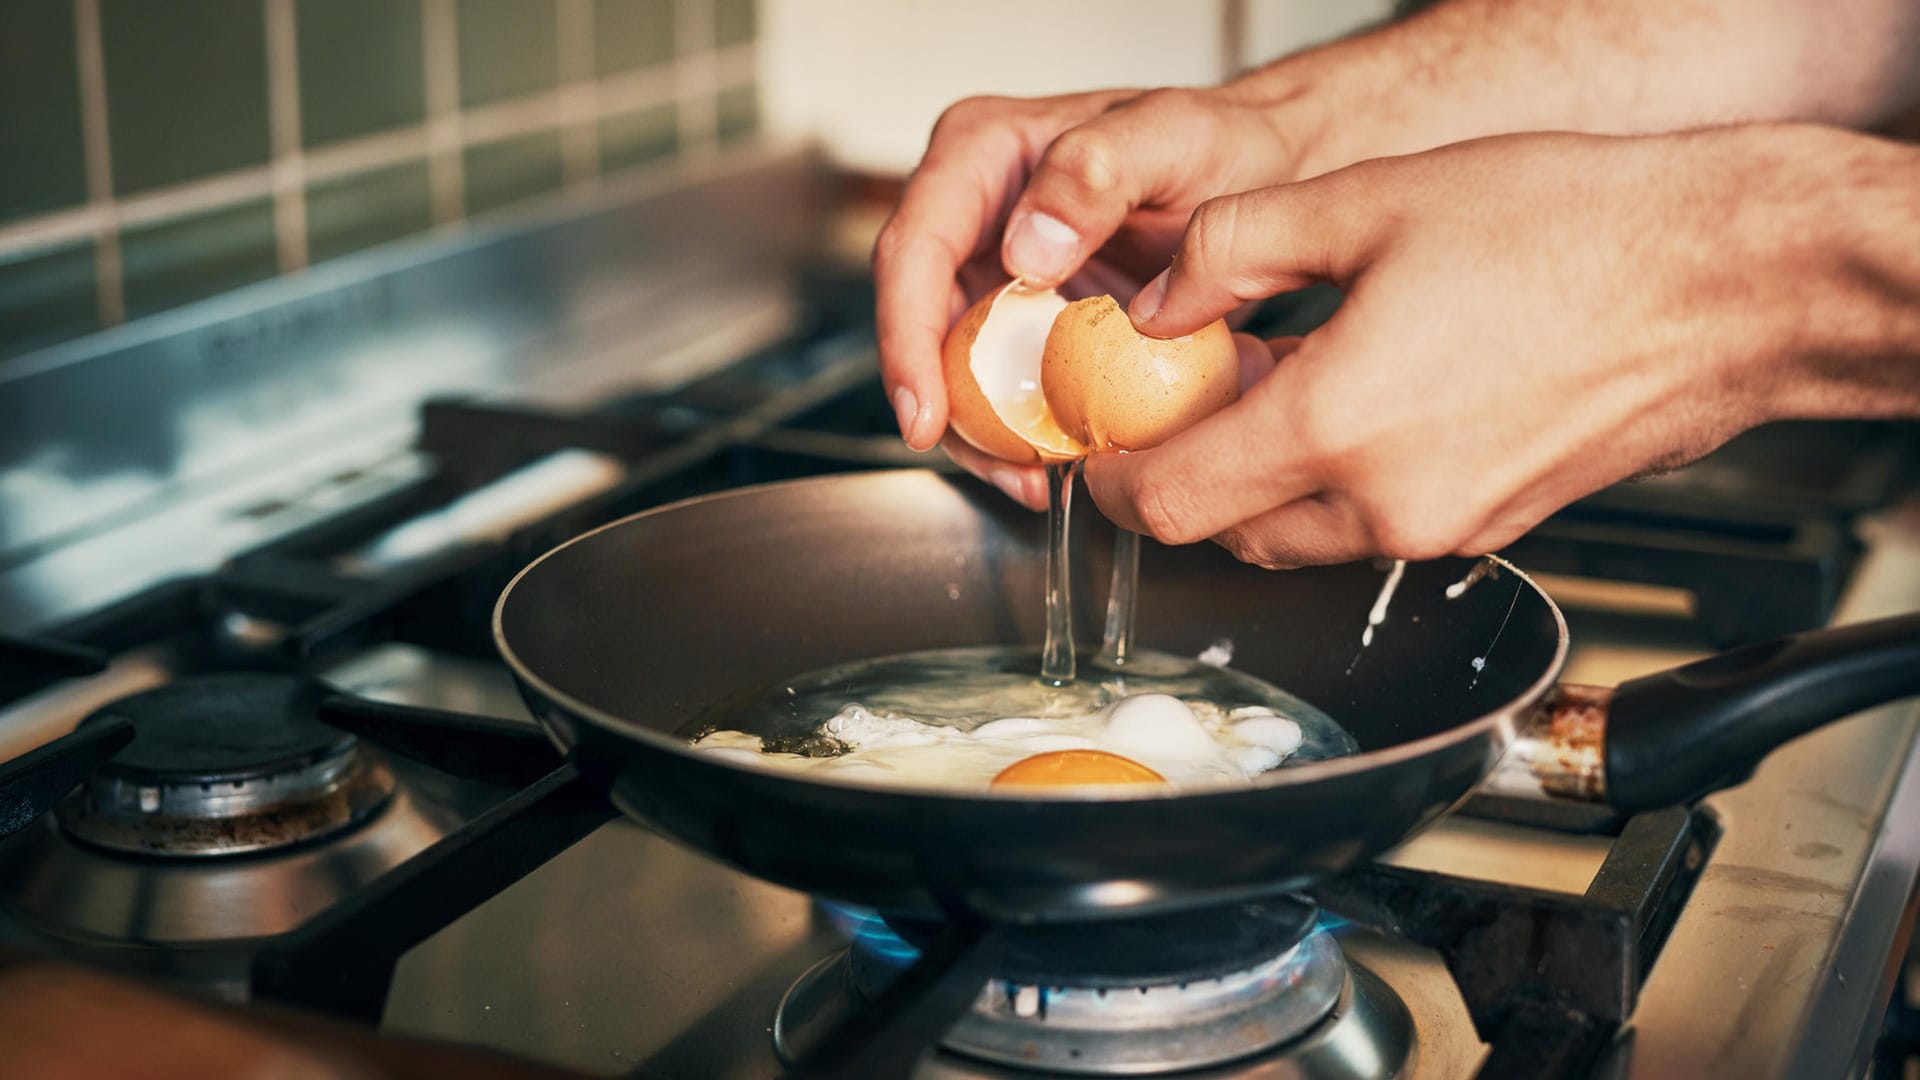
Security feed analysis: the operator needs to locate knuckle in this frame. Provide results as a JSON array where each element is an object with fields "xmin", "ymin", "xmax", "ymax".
[
  {"xmin": 1132, "ymin": 86, "xmax": 1201, "ymax": 116},
  {"xmin": 1044, "ymin": 129, "xmax": 1119, "ymax": 193},
  {"xmin": 1182, "ymin": 197, "xmax": 1240, "ymax": 281},
  {"xmin": 870, "ymin": 219, "xmax": 906, "ymax": 268},
  {"xmin": 930, "ymin": 97, "xmax": 992, "ymax": 139},
  {"xmin": 1128, "ymin": 472, "xmax": 1205, "ymax": 546},
  {"xmin": 1216, "ymin": 528, "xmax": 1293, "ymax": 571}
]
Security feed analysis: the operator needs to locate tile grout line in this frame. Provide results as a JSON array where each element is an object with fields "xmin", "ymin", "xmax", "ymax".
[
  {"xmin": 598, "ymin": 64, "xmax": 680, "ymax": 117},
  {"xmin": 556, "ymin": 0, "xmax": 599, "ymax": 187},
  {"xmin": 1218, "ymin": 0, "xmax": 1248, "ymax": 79},
  {"xmin": 304, "ymin": 126, "xmax": 434, "ymax": 184},
  {"xmin": 78, "ymin": 166, "xmax": 275, "ymax": 234},
  {"xmin": 0, "ymin": 38, "xmax": 754, "ymax": 264},
  {"xmin": 70, "ymin": 0, "xmax": 123, "ymax": 325},
  {"xmin": 458, "ymin": 86, "xmax": 581, "ymax": 145},
  {"xmin": 264, "ymin": 0, "xmax": 309, "ymax": 273},
  {"xmin": 672, "ymin": 0, "xmax": 719, "ymax": 162},
  {"xmin": 422, "ymin": 0, "xmax": 465, "ymax": 227}
]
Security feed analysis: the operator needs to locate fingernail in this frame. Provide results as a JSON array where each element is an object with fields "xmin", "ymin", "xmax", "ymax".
[
  {"xmin": 891, "ymin": 385, "xmax": 919, "ymax": 443},
  {"xmin": 1131, "ymin": 269, "xmax": 1169, "ymax": 324},
  {"xmin": 1005, "ymin": 211, "xmax": 1080, "ymax": 285}
]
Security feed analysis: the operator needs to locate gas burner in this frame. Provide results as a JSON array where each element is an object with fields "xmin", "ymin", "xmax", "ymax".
[
  {"xmin": 0, "ymin": 673, "xmax": 462, "ymax": 997},
  {"xmin": 776, "ymin": 903, "xmax": 1415, "ymax": 1077},
  {"xmin": 56, "ymin": 674, "xmax": 393, "ymax": 857}
]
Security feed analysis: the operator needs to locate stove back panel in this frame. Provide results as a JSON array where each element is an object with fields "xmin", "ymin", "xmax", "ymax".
[{"xmin": 0, "ymin": 149, "xmax": 827, "ymax": 636}]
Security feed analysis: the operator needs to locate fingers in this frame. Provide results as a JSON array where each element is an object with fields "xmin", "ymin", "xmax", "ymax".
[
  {"xmin": 1003, "ymin": 88, "xmax": 1260, "ymax": 289},
  {"xmin": 1211, "ymin": 494, "xmax": 1376, "ymax": 569},
  {"xmin": 1082, "ymin": 377, "xmax": 1320, "ymax": 545},
  {"xmin": 1130, "ymin": 170, "xmax": 1388, "ymax": 338},
  {"xmin": 876, "ymin": 93, "xmax": 1131, "ymax": 451},
  {"xmin": 943, "ymin": 436, "xmax": 1049, "ymax": 511},
  {"xmin": 1233, "ymin": 333, "xmax": 1301, "ymax": 391},
  {"xmin": 874, "ymin": 178, "xmax": 1001, "ymax": 450}
]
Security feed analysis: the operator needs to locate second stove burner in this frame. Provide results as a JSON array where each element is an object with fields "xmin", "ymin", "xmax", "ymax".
[{"xmin": 56, "ymin": 673, "xmax": 393, "ymax": 857}]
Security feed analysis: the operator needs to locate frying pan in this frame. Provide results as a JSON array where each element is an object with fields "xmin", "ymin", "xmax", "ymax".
[{"xmin": 494, "ymin": 470, "xmax": 1920, "ymax": 923}]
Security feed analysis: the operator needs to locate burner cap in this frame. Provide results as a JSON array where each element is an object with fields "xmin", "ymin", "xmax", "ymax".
[
  {"xmin": 57, "ymin": 673, "xmax": 393, "ymax": 858},
  {"xmin": 886, "ymin": 897, "xmax": 1319, "ymax": 988},
  {"xmin": 85, "ymin": 674, "xmax": 349, "ymax": 784}
]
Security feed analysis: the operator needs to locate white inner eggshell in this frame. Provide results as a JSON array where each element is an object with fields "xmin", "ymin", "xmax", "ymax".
[{"xmin": 970, "ymin": 285, "xmax": 1080, "ymax": 457}]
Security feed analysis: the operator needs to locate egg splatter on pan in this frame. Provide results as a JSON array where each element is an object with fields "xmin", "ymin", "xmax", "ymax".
[{"xmin": 691, "ymin": 693, "xmax": 1307, "ymax": 792}]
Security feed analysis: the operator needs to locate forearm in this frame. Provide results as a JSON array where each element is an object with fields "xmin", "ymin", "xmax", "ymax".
[
  {"xmin": 1765, "ymin": 129, "xmax": 1920, "ymax": 420},
  {"xmin": 1230, "ymin": 0, "xmax": 1920, "ymax": 177}
]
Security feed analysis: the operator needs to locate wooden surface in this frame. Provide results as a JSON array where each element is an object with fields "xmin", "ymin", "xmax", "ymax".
[{"xmin": 0, "ymin": 950, "xmax": 594, "ymax": 1080}]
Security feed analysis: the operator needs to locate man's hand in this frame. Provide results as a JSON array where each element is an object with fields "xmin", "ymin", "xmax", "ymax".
[
  {"xmin": 872, "ymin": 87, "xmax": 1319, "ymax": 508},
  {"xmin": 1086, "ymin": 126, "xmax": 1920, "ymax": 566},
  {"xmin": 875, "ymin": 0, "xmax": 1920, "ymax": 513}
]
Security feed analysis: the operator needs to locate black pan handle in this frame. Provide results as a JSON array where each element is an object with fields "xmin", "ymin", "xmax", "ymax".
[{"xmin": 1604, "ymin": 611, "xmax": 1920, "ymax": 813}]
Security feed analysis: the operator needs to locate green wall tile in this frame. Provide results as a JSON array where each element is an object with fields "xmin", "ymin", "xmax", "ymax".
[
  {"xmin": 306, "ymin": 161, "xmax": 434, "ymax": 264},
  {"xmin": 717, "ymin": 84, "xmax": 758, "ymax": 143},
  {"xmin": 0, "ymin": 243, "xmax": 99, "ymax": 361},
  {"xmin": 714, "ymin": 0, "xmax": 755, "ymax": 48},
  {"xmin": 101, "ymin": 0, "xmax": 270, "ymax": 195},
  {"xmin": 120, "ymin": 199, "xmax": 277, "ymax": 318},
  {"xmin": 297, "ymin": 0, "xmax": 426, "ymax": 147},
  {"xmin": 463, "ymin": 131, "xmax": 565, "ymax": 217},
  {"xmin": 593, "ymin": 0, "xmax": 673, "ymax": 75},
  {"xmin": 598, "ymin": 103, "xmax": 677, "ymax": 172},
  {"xmin": 457, "ymin": 0, "xmax": 558, "ymax": 108},
  {"xmin": 0, "ymin": 1, "xmax": 88, "ymax": 224}
]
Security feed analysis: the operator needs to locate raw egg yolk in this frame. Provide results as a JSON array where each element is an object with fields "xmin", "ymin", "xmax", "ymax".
[{"xmin": 990, "ymin": 749, "xmax": 1166, "ymax": 789}]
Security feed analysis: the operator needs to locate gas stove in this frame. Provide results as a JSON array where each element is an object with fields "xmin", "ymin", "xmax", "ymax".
[{"xmin": 2, "ymin": 150, "xmax": 1919, "ymax": 1079}]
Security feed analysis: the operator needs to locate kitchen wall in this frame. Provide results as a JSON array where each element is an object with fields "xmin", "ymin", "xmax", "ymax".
[
  {"xmin": 0, "ymin": 0, "xmax": 760, "ymax": 362},
  {"xmin": 0, "ymin": 0, "xmax": 1398, "ymax": 365},
  {"xmin": 758, "ymin": 0, "xmax": 1394, "ymax": 176}
]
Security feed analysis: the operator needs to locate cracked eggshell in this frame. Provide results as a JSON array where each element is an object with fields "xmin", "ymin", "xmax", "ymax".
[
  {"xmin": 942, "ymin": 283, "xmax": 1087, "ymax": 465},
  {"xmin": 1041, "ymin": 295, "xmax": 1239, "ymax": 452}
]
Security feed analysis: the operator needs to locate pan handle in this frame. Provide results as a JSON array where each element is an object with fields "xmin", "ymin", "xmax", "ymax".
[{"xmin": 1603, "ymin": 611, "xmax": 1920, "ymax": 813}]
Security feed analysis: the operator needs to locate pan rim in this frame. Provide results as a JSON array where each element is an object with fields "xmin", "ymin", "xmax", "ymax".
[{"xmin": 493, "ymin": 469, "xmax": 1571, "ymax": 804}]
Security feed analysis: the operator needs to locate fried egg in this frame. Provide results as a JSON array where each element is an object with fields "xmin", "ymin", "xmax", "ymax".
[{"xmin": 690, "ymin": 693, "xmax": 1305, "ymax": 792}]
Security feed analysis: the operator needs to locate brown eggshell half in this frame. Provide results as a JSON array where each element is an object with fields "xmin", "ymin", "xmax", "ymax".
[
  {"xmin": 1041, "ymin": 296, "xmax": 1240, "ymax": 452},
  {"xmin": 942, "ymin": 284, "xmax": 1086, "ymax": 464}
]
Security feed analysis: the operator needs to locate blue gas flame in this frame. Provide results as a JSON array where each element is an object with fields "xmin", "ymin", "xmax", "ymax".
[
  {"xmin": 818, "ymin": 901, "xmax": 923, "ymax": 966},
  {"xmin": 816, "ymin": 902, "xmax": 1353, "ymax": 969}
]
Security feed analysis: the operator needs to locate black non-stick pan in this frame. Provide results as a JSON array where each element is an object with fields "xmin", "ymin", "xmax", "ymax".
[{"xmin": 495, "ymin": 470, "xmax": 1920, "ymax": 923}]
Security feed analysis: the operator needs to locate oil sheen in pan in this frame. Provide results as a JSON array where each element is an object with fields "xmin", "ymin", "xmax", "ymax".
[{"xmin": 680, "ymin": 645, "xmax": 1361, "ymax": 786}]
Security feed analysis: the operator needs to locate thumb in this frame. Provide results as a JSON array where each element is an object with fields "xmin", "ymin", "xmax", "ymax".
[{"xmin": 1128, "ymin": 174, "xmax": 1385, "ymax": 338}]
